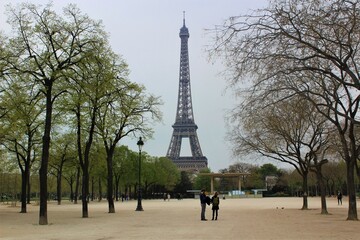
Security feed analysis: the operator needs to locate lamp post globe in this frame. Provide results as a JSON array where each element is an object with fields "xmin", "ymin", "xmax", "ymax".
[{"xmin": 136, "ymin": 137, "xmax": 144, "ymax": 211}]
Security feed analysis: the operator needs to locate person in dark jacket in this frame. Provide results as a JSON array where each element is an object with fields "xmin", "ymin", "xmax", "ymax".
[
  {"xmin": 211, "ymin": 191, "xmax": 220, "ymax": 220},
  {"xmin": 200, "ymin": 189, "xmax": 207, "ymax": 221},
  {"xmin": 337, "ymin": 191, "xmax": 343, "ymax": 205}
]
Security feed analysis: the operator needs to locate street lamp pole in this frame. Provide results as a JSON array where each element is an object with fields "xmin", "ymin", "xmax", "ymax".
[{"xmin": 135, "ymin": 137, "xmax": 144, "ymax": 211}]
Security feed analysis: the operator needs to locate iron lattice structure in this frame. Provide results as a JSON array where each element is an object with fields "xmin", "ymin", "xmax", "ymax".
[{"xmin": 166, "ymin": 17, "xmax": 208, "ymax": 172}]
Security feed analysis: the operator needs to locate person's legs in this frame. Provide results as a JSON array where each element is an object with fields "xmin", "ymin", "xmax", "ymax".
[
  {"xmin": 201, "ymin": 204, "xmax": 206, "ymax": 220},
  {"xmin": 215, "ymin": 209, "xmax": 218, "ymax": 220}
]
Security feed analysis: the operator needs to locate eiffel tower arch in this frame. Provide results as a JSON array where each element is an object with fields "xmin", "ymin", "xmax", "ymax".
[{"xmin": 166, "ymin": 14, "xmax": 208, "ymax": 172}]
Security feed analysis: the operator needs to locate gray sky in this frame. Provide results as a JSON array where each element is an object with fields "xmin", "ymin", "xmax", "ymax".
[{"xmin": 0, "ymin": 0, "xmax": 270, "ymax": 172}]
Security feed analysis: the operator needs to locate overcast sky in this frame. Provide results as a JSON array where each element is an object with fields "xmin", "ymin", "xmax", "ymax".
[{"xmin": 0, "ymin": 0, "xmax": 271, "ymax": 172}]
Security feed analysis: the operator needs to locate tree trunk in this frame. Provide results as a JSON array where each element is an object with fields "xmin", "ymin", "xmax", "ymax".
[
  {"xmin": 69, "ymin": 177, "xmax": 74, "ymax": 202},
  {"xmin": 346, "ymin": 159, "xmax": 358, "ymax": 220},
  {"xmin": 39, "ymin": 138, "xmax": 50, "ymax": 225},
  {"xmin": 78, "ymin": 103, "xmax": 96, "ymax": 217},
  {"xmin": 20, "ymin": 168, "xmax": 27, "ymax": 213},
  {"xmin": 301, "ymin": 174, "xmax": 308, "ymax": 210},
  {"xmin": 81, "ymin": 165, "xmax": 89, "ymax": 218},
  {"xmin": 98, "ymin": 177, "xmax": 102, "ymax": 202},
  {"xmin": 115, "ymin": 176, "xmax": 121, "ymax": 202},
  {"xmin": 39, "ymin": 88, "xmax": 53, "ymax": 225},
  {"xmin": 106, "ymin": 151, "xmax": 115, "ymax": 213},
  {"xmin": 27, "ymin": 171, "xmax": 31, "ymax": 204},
  {"xmin": 315, "ymin": 168, "xmax": 328, "ymax": 214},
  {"xmin": 56, "ymin": 170, "xmax": 62, "ymax": 205},
  {"xmin": 74, "ymin": 166, "xmax": 80, "ymax": 204},
  {"xmin": 91, "ymin": 177, "xmax": 95, "ymax": 201}
]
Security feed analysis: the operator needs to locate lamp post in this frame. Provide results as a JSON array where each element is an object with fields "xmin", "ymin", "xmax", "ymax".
[{"xmin": 135, "ymin": 137, "xmax": 144, "ymax": 211}]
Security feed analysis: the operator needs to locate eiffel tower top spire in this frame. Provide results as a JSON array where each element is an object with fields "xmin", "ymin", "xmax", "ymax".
[
  {"xmin": 180, "ymin": 11, "xmax": 189, "ymax": 38},
  {"xmin": 183, "ymin": 11, "xmax": 185, "ymax": 26}
]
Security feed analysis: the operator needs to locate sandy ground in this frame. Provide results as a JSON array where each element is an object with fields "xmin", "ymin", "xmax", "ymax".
[{"xmin": 0, "ymin": 196, "xmax": 359, "ymax": 240}]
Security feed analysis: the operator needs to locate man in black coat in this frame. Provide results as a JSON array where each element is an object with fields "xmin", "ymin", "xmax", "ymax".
[{"xmin": 200, "ymin": 189, "xmax": 207, "ymax": 221}]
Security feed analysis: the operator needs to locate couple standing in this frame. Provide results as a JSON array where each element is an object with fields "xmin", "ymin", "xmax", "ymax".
[{"xmin": 200, "ymin": 189, "xmax": 220, "ymax": 221}]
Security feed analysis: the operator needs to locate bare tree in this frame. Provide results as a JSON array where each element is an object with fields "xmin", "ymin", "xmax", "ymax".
[
  {"xmin": 211, "ymin": 0, "xmax": 360, "ymax": 220},
  {"xmin": 229, "ymin": 94, "xmax": 329, "ymax": 210}
]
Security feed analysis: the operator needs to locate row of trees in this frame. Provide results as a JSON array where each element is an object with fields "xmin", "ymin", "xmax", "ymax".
[
  {"xmin": 0, "ymin": 144, "xmax": 180, "ymax": 203},
  {"xmin": 218, "ymin": 162, "xmax": 348, "ymax": 198},
  {"xmin": 1, "ymin": 157, "xmax": 349, "ymax": 203},
  {"xmin": 210, "ymin": 0, "xmax": 360, "ymax": 220},
  {"xmin": 0, "ymin": 2, "xmax": 161, "ymax": 225}
]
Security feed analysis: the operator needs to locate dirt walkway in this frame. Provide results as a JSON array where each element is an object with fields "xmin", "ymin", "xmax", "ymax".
[{"xmin": 0, "ymin": 197, "xmax": 358, "ymax": 240}]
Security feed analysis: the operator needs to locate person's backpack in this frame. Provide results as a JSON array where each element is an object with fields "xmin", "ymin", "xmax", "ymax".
[{"xmin": 212, "ymin": 197, "xmax": 219, "ymax": 206}]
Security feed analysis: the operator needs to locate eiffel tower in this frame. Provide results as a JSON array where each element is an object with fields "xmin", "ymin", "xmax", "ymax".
[{"xmin": 166, "ymin": 14, "xmax": 208, "ymax": 172}]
